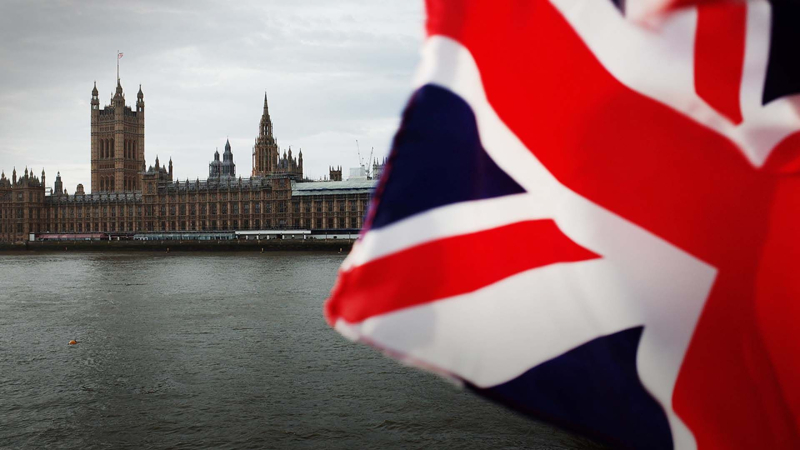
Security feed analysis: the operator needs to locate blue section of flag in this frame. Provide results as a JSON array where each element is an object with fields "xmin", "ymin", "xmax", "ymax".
[
  {"xmin": 370, "ymin": 84, "xmax": 525, "ymax": 230},
  {"xmin": 469, "ymin": 327, "xmax": 673, "ymax": 450},
  {"xmin": 763, "ymin": 2, "xmax": 800, "ymax": 105}
]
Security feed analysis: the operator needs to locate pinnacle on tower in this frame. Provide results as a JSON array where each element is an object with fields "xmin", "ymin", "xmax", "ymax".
[{"xmin": 92, "ymin": 81, "xmax": 98, "ymax": 96}]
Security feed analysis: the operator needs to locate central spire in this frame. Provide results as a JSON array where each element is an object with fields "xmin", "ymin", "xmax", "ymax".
[{"xmin": 260, "ymin": 91, "xmax": 273, "ymax": 140}]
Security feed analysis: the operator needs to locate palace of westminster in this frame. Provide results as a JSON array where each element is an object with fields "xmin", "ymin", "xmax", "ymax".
[{"xmin": 0, "ymin": 79, "xmax": 382, "ymax": 243}]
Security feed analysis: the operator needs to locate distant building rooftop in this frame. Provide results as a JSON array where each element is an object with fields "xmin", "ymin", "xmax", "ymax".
[{"xmin": 292, "ymin": 179, "xmax": 376, "ymax": 197}]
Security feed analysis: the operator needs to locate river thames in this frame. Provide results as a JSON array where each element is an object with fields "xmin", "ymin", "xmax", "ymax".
[{"xmin": 0, "ymin": 252, "xmax": 602, "ymax": 449}]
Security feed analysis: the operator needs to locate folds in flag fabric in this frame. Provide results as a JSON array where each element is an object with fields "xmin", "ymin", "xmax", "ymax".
[{"xmin": 325, "ymin": 1, "xmax": 800, "ymax": 448}]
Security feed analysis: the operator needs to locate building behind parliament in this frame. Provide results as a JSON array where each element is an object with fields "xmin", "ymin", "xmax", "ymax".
[{"xmin": 0, "ymin": 80, "xmax": 380, "ymax": 243}]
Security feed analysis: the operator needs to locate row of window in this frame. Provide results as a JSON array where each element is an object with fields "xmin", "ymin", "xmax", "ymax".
[
  {"xmin": 0, "ymin": 192, "xmax": 42, "ymax": 202},
  {"xmin": 9, "ymin": 216, "xmax": 361, "ymax": 234},
  {"xmin": 6, "ymin": 200, "xmax": 370, "ymax": 220},
  {"xmin": 98, "ymin": 138, "xmax": 138, "ymax": 160}
]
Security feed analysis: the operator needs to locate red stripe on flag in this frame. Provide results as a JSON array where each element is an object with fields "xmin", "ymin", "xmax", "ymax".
[
  {"xmin": 326, "ymin": 220, "xmax": 599, "ymax": 325},
  {"xmin": 694, "ymin": 3, "xmax": 746, "ymax": 124}
]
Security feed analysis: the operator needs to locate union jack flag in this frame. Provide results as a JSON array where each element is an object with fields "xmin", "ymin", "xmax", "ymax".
[{"xmin": 325, "ymin": 1, "xmax": 800, "ymax": 448}]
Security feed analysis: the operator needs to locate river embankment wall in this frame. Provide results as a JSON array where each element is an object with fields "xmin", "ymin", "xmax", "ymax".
[{"xmin": 0, "ymin": 239, "xmax": 354, "ymax": 252}]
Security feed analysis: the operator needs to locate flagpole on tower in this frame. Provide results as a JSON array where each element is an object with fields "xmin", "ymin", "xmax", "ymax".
[{"xmin": 117, "ymin": 49, "xmax": 120, "ymax": 83}]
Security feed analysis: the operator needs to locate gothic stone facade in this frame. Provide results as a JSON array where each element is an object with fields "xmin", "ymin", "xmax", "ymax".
[
  {"xmin": 0, "ymin": 83, "xmax": 373, "ymax": 244},
  {"xmin": 91, "ymin": 80, "xmax": 145, "ymax": 193},
  {"xmin": 251, "ymin": 94, "xmax": 303, "ymax": 179}
]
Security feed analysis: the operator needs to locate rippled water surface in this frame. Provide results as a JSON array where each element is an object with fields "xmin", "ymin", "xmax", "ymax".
[{"xmin": 0, "ymin": 252, "xmax": 602, "ymax": 449}]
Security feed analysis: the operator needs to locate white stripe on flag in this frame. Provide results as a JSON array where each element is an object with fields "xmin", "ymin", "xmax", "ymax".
[{"xmin": 344, "ymin": 193, "xmax": 537, "ymax": 269}]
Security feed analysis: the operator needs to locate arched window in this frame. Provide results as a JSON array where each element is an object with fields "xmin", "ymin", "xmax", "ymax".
[{"xmin": 110, "ymin": 139, "xmax": 114, "ymax": 158}]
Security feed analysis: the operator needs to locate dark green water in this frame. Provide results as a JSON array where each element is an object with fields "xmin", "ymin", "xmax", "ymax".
[{"xmin": 0, "ymin": 252, "xmax": 601, "ymax": 449}]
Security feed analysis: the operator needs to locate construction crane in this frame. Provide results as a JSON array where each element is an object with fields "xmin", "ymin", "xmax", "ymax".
[
  {"xmin": 368, "ymin": 147, "xmax": 374, "ymax": 178},
  {"xmin": 356, "ymin": 140, "xmax": 375, "ymax": 178}
]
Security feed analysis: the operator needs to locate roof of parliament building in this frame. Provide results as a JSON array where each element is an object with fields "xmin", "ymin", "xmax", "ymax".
[{"xmin": 292, "ymin": 179, "xmax": 376, "ymax": 197}]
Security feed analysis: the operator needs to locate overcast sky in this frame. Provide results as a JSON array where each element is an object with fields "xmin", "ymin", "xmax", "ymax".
[{"xmin": 0, "ymin": 0, "xmax": 424, "ymax": 191}]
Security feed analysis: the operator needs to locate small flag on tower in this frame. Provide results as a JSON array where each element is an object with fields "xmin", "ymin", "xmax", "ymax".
[{"xmin": 118, "ymin": 52, "xmax": 124, "ymax": 59}]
